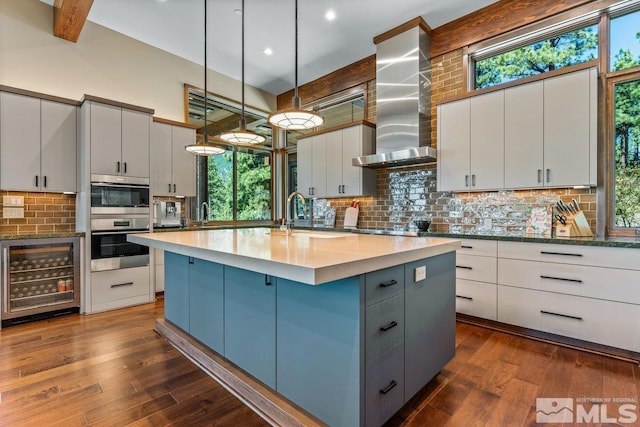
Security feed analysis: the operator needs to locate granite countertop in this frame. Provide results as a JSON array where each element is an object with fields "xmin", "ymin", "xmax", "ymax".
[
  {"xmin": 0, "ymin": 232, "xmax": 85, "ymax": 241},
  {"xmin": 129, "ymin": 227, "xmax": 461, "ymax": 285}
]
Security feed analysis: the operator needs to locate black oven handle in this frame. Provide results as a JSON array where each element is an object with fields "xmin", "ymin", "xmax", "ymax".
[{"xmin": 91, "ymin": 230, "xmax": 149, "ymax": 236}]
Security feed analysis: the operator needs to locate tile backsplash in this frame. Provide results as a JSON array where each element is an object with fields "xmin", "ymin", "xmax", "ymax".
[
  {"xmin": 0, "ymin": 191, "xmax": 76, "ymax": 235},
  {"xmin": 322, "ymin": 165, "xmax": 597, "ymax": 235}
]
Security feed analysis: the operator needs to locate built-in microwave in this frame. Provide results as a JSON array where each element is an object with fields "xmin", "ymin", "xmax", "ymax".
[{"xmin": 90, "ymin": 174, "xmax": 149, "ymax": 215}]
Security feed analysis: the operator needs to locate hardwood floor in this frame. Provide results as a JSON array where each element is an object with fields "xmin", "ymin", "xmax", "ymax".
[{"xmin": 1, "ymin": 300, "xmax": 638, "ymax": 426}]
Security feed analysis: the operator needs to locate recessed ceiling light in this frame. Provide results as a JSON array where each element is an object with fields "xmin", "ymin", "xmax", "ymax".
[
  {"xmin": 263, "ymin": 48, "xmax": 273, "ymax": 55},
  {"xmin": 325, "ymin": 10, "xmax": 336, "ymax": 21}
]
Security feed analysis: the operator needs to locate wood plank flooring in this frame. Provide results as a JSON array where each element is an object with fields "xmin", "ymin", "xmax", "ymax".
[{"xmin": 1, "ymin": 299, "xmax": 638, "ymax": 426}]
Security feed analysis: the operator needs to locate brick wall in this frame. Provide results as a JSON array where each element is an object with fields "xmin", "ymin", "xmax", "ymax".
[{"xmin": 0, "ymin": 191, "xmax": 76, "ymax": 235}]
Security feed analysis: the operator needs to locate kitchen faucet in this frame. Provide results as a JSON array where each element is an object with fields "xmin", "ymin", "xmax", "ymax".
[
  {"xmin": 281, "ymin": 192, "xmax": 307, "ymax": 234},
  {"xmin": 200, "ymin": 202, "xmax": 209, "ymax": 225}
]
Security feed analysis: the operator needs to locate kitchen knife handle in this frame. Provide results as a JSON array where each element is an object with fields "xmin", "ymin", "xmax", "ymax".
[
  {"xmin": 471, "ymin": 174, "xmax": 476, "ymax": 187},
  {"xmin": 173, "ymin": 184, "xmax": 176, "ymax": 193},
  {"xmin": 546, "ymin": 168, "xmax": 550, "ymax": 183},
  {"xmin": 168, "ymin": 184, "xmax": 172, "ymax": 193},
  {"xmin": 116, "ymin": 161, "xmax": 120, "ymax": 173},
  {"xmin": 537, "ymin": 169, "xmax": 542, "ymax": 183},
  {"xmin": 380, "ymin": 321, "xmax": 398, "ymax": 332},
  {"xmin": 380, "ymin": 380, "xmax": 398, "ymax": 395},
  {"xmin": 380, "ymin": 279, "xmax": 398, "ymax": 288},
  {"xmin": 465, "ymin": 175, "xmax": 469, "ymax": 187}
]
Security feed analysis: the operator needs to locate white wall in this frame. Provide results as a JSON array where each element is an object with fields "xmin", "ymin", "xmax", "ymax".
[{"xmin": 0, "ymin": 0, "xmax": 276, "ymax": 121}]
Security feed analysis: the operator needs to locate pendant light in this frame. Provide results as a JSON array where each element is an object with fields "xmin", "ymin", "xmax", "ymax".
[
  {"xmin": 220, "ymin": 0, "xmax": 266, "ymax": 145},
  {"xmin": 268, "ymin": 0, "xmax": 323, "ymax": 130},
  {"xmin": 186, "ymin": 0, "xmax": 225, "ymax": 156}
]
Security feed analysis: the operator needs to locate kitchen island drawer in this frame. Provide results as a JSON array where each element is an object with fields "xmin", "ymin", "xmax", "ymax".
[
  {"xmin": 365, "ymin": 265, "xmax": 404, "ymax": 306},
  {"xmin": 498, "ymin": 285, "xmax": 640, "ymax": 352},
  {"xmin": 456, "ymin": 254, "xmax": 496, "ymax": 283},
  {"xmin": 365, "ymin": 294, "xmax": 404, "ymax": 362},
  {"xmin": 91, "ymin": 266, "xmax": 150, "ymax": 304},
  {"xmin": 458, "ymin": 239, "xmax": 497, "ymax": 257},
  {"xmin": 498, "ymin": 241, "xmax": 639, "ymax": 270},
  {"xmin": 456, "ymin": 279, "xmax": 497, "ymax": 320},
  {"xmin": 498, "ymin": 258, "xmax": 640, "ymax": 304},
  {"xmin": 365, "ymin": 343, "xmax": 405, "ymax": 427}
]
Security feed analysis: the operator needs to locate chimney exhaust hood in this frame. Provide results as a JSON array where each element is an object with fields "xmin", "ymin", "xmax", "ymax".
[{"xmin": 353, "ymin": 22, "xmax": 436, "ymax": 169}]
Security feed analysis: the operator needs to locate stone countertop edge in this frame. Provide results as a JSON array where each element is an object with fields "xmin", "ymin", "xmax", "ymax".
[
  {"xmin": 128, "ymin": 230, "xmax": 461, "ymax": 285},
  {"xmin": 0, "ymin": 232, "xmax": 86, "ymax": 240},
  {"xmin": 423, "ymin": 232, "xmax": 640, "ymax": 248}
]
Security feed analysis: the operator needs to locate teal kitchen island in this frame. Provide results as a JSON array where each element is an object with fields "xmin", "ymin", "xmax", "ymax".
[{"xmin": 129, "ymin": 228, "xmax": 461, "ymax": 426}]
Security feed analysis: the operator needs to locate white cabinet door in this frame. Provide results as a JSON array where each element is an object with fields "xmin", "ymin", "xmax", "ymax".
[
  {"xmin": 470, "ymin": 91, "xmax": 504, "ymax": 190},
  {"xmin": 311, "ymin": 133, "xmax": 327, "ymax": 198},
  {"xmin": 504, "ymin": 81, "xmax": 544, "ymax": 188},
  {"xmin": 41, "ymin": 100, "xmax": 77, "ymax": 193},
  {"xmin": 543, "ymin": 69, "xmax": 591, "ymax": 187},
  {"xmin": 121, "ymin": 109, "xmax": 150, "ymax": 178},
  {"xmin": 325, "ymin": 129, "xmax": 343, "ymax": 197},
  {"xmin": 437, "ymin": 99, "xmax": 470, "ymax": 192},
  {"xmin": 171, "ymin": 126, "xmax": 196, "ymax": 197},
  {"xmin": 90, "ymin": 103, "xmax": 122, "ymax": 176},
  {"xmin": 341, "ymin": 125, "xmax": 364, "ymax": 197},
  {"xmin": 1, "ymin": 92, "xmax": 41, "ymax": 191},
  {"xmin": 296, "ymin": 136, "xmax": 313, "ymax": 198},
  {"xmin": 150, "ymin": 122, "xmax": 172, "ymax": 196}
]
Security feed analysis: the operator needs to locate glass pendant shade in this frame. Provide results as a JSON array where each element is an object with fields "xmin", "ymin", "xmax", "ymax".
[
  {"xmin": 185, "ymin": 133, "xmax": 225, "ymax": 156},
  {"xmin": 220, "ymin": 119, "xmax": 266, "ymax": 144}
]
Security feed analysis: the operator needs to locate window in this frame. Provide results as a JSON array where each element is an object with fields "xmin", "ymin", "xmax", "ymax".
[
  {"xmin": 185, "ymin": 86, "xmax": 274, "ymax": 222},
  {"xmin": 474, "ymin": 24, "xmax": 598, "ymax": 89},
  {"xmin": 610, "ymin": 9, "xmax": 640, "ymax": 72}
]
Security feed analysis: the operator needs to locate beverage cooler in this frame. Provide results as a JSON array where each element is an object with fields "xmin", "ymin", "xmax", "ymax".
[{"xmin": 2, "ymin": 237, "xmax": 80, "ymax": 326}]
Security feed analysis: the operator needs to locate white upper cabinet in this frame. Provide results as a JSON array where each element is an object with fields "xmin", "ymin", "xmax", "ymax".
[
  {"xmin": 437, "ymin": 99, "xmax": 470, "ymax": 192},
  {"xmin": 297, "ymin": 123, "xmax": 376, "ymax": 199},
  {"xmin": 504, "ymin": 81, "xmax": 544, "ymax": 188},
  {"xmin": 469, "ymin": 91, "xmax": 504, "ymax": 191},
  {"xmin": 543, "ymin": 68, "xmax": 594, "ymax": 187},
  {"xmin": 89, "ymin": 101, "xmax": 150, "ymax": 178},
  {"xmin": 150, "ymin": 121, "xmax": 196, "ymax": 197},
  {"xmin": 439, "ymin": 66, "xmax": 597, "ymax": 192},
  {"xmin": 0, "ymin": 92, "xmax": 77, "ymax": 192}
]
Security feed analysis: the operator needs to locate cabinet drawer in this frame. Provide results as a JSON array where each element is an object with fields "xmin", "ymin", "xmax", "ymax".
[
  {"xmin": 456, "ymin": 254, "xmax": 496, "ymax": 283},
  {"xmin": 498, "ymin": 258, "xmax": 640, "ymax": 305},
  {"xmin": 365, "ymin": 265, "xmax": 404, "ymax": 306},
  {"xmin": 92, "ymin": 266, "xmax": 150, "ymax": 304},
  {"xmin": 365, "ymin": 344, "xmax": 404, "ymax": 427},
  {"xmin": 365, "ymin": 294, "xmax": 404, "ymax": 362},
  {"xmin": 458, "ymin": 239, "xmax": 497, "ymax": 257},
  {"xmin": 498, "ymin": 241, "xmax": 640, "ymax": 270},
  {"xmin": 456, "ymin": 279, "xmax": 497, "ymax": 320},
  {"xmin": 498, "ymin": 285, "xmax": 640, "ymax": 352}
]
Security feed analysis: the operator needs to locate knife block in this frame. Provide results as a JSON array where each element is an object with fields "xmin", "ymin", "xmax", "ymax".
[{"xmin": 556, "ymin": 211, "xmax": 593, "ymax": 237}]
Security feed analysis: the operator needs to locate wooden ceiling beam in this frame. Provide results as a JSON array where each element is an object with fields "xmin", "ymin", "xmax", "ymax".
[{"xmin": 53, "ymin": 0, "xmax": 94, "ymax": 43}]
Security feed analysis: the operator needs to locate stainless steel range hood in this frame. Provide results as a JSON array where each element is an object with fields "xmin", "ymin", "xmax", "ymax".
[{"xmin": 353, "ymin": 24, "xmax": 435, "ymax": 168}]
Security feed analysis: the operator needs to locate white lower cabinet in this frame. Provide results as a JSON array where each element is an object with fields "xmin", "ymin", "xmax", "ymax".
[
  {"xmin": 90, "ymin": 266, "xmax": 151, "ymax": 312},
  {"xmin": 456, "ymin": 279, "xmax": 497, "ymax": 320},
  {"xmin": 455, "ymin": 239, "xmax": 498, "ymax": 320}
]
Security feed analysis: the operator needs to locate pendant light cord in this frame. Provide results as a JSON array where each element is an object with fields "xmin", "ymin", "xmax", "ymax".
[
  {"xmin": 294, "ymin": 0, "xmax": 298, "ymax": 99},
  {"xmin": 203, "ymin": 0, "xmax": 208, "ymax": 140},
  {"xmin": 241, "ymin": 0, "xmax": 246, "ymax": 121}
]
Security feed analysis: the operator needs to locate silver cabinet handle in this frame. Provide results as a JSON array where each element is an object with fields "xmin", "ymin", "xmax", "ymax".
[
  {"xmin": 111, "ymin": 282, "xmax": 134, "ymax": 288},
  {"xmin": 537, "ymin": 169, "xmax": 542, "ymax": 183},
  {"xmin": 546, "ymin": 168, "xmax": 550, "ymax": 183},
  {"xmin": 471, "ymin": 174, "xmax": 476, "ymax": 187}
]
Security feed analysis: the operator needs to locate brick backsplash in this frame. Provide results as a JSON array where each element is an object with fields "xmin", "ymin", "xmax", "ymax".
[
  {"xmin": 320, "ymin": 165, "xmax": 597, "ymax": 235},
  {"xmin": 0, "ymin": 191, "xmax": 76, "ymax": 235}
]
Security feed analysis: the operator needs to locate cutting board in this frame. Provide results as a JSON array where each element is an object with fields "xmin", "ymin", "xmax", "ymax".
[{"xmin": 344, "ymin": 207, "xmax": 359, "ymax": 228}]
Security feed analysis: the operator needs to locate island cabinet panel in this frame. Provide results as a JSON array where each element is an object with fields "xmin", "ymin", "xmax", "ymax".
[
  {"xmin": 189, "ymin": 259, "xmax": 224, "ymax": 354},
  {"xmin": 276, "ymin": 276, "xmax": 363, "ymax": 427},
  {"xmin": 404, "ymin": 253, "xmax": 456, "ymax": 399},
  {"xmin": 224, "ymin": 267, "xmax": 276, "ymax": 389},
  {"xmin": 365, "ymin": 343, "xmax": 404, "ymax": 427},
  {"xmin": 163, "ymin": 252, "xmax": 190, "ymax": 332}
]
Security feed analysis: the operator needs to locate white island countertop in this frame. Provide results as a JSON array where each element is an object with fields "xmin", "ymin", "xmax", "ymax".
[{"xmin": 129, "ymin": 228, "xmax": 461, "ymax": 285}]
